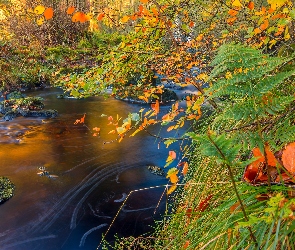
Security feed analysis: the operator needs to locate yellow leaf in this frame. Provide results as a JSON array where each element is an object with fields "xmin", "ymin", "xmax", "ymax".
[
  {"xmin": 284, "ymin": 26, "xmax": 290, "ymax": 40},
  {"xmin": 34, "ymin": 5, "xmax": 46, "ymax": 15},
  {"xmin": 36, "ymin": 16, "xmax": 45, "ymax": 25},
  {"xmin": 121, "ymin": 15, "xmax": 130, "ymax": 23},
  {"xmin": 167, "ymin": 184, "xmax": 177, "ymax": 195},
  {"xmin": 232, "ymin": 0, "xmax": 242, "ymax": 8},
  {"xmin": 169, "ymin": 173, "xmax": 179, "ymax": 183},
  {"xmin": 267, "ymin": 0, "xmax": 288, "ymax": 10}
]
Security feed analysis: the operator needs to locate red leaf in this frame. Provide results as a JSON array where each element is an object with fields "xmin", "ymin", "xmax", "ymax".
[
  {"xmin": 197, "ymin": 195, "xmax": 212, "ymax": 212},
  {"xmin": 169, "ymin": 150, "xmax": 176, "ymax": 160}
]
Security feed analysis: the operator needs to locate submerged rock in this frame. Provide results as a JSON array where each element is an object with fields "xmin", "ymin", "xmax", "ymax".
[{"xmin": 0, "ymin": 177, "xmax": 15, "ymax": 204}]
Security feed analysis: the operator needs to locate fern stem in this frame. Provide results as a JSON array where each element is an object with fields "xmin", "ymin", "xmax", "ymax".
[{"xmin": 206, "ymin": 131, "xmax": 259, "ymax": 247}]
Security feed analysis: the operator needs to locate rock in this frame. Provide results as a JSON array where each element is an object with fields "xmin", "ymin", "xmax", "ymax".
[
  {"xmin": 0, "ymin": 177, "xmax": 15, "ymax": 204},
  {"xmin": 147, "ymin": 165, "xmax": 165, "ymax": 176}
]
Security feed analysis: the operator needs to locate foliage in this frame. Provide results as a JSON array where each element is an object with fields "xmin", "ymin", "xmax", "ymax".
[{"xmin": 2, "ymin": 0, "xmax": 295, "ymax": 249}]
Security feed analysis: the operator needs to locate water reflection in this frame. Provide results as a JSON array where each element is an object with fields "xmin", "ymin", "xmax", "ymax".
[{"xmin": 0, "ymin": 88, "xmax": 182, "ymax": 250}]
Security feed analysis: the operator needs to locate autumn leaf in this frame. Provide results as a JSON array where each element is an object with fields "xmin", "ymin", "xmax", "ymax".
[
  {"xmin": 151, "ymin": 100, "xmax": 160, "ymax": 114},
  {"xmin": 232, "ymin": 0, "xmax": 242, "ymax": 8},
  {"xmin": 44, "ymin": 7, "xmax": 54, "ymax": 20},
  {"xmin": 198, "ymin": 195, "xmax": 213, "ymax": 212},
  {"xmin": 182, "ymin": 162, "xmax": 189, "ymax": 175},
  {"xmin": 97, "ymin": 13, "xmax": 105, "ymax": 20},
  {"xmin": 67, "ymin": 6, "xmax": 75, "ymax": 15},
  {"xmin": 140, "ymin": 0, "xmax": 148, "ymax": 3},
  {"xmin": 267, "ymin": 0, "xmax": 288, "ymax": 10},
  {"xmin": 72, "ymin": 12, "xmax": 87, "ymax": 23},
  {"xmin": 36, "ymin": 16, "xmax": 45, "ymax": 25},
  {"xmin": 169, "ymin": 150, "xmax": 176, "ymax": 160},
  {"xmin": 34, "ymin": 5, "xmax": 46, "ymax": 15},
  {"xmin": 183, "ymin": 241, "xmax": 190, "ymax": 249},
  {"xmin": 166, "ymin": 167, "xmax": 179, "ymax": 183},
  {"xmin": 167, "ymin": 184, "xmax": 177, "ymax": 195},
  {"xmin": 228, "ymin": 9, "xmax": 238, "ymax": 16},
  {"xmin": 247, "ymin": 1, "xmax": 254, "ymax": 10},
  {"xmin": 121, "ymin": 15, "xmax": 130, "ymax": 23},
  {"xmin": 260, "ymin": 20, "xmax": 269, "ymax": 31},
  {"xmin": 282, "ymin": 142, "xmax": 295, "ymax": 173}
]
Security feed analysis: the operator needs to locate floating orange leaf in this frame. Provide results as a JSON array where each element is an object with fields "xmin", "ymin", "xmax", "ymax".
[
  {"xmin": 282, "ymin": 142, "xmax": 295, "ymax": 173},
  {"xmin": 44, "ymin": 7, "xmax": 54, "ymax": 20},
  {"xmin": 67, "ymin": 6, "xmax": 75, "ymax": 15}
]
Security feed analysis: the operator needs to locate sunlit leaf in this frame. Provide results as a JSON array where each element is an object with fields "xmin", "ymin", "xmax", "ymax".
[
  {"xmin": 34, "ymin": 5, "xmax": 45, "ymax": 15},
  {"xmin": 140, "ymin": 0, "xmax": 148, "ymax": 3}
]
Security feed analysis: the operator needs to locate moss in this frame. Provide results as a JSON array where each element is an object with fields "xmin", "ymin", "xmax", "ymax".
[{"xmin": 0, "ymin": 177, "xmax": 15, "ymax": 204}]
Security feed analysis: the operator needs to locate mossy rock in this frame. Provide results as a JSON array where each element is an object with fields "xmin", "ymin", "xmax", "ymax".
[{"xmin": 0, "ymin": 177, "xmax": 15, "ymax": 204}]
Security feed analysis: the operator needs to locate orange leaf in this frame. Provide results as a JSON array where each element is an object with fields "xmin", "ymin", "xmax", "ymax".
[
  {"xmin": 121, "ymin": 15, "xmax": 130, "ymax": 23},
  {"xmin": 228, "ymin": 9, "xmax": 238, "ymax": 16},
  {"xmin": 167, "ymin": 125, "xmax": 175, "ymax": 132},
  {"xmin": 169, "ymin": 173, "xmax": 179, "ymax": 184},
  {"xmin": 227, "ymin": 17, "xmax": 237, "ymax": 25},
  {"xmin": 282, "ymin": 142, "xmax": 295, "ymax": 173},
  {"xmin": 264, "ymin": 143, "xmax": 277, "ymax": 167},
  {"xmin": 67, "ymin": 6, "xmax": 75, "ymax": 15},
  {"xmin": 260, "ymin": 19, "xmax": 269, "ymax": 31},
  {"xmin": 44, "ymin": 7, "xmax": 54, "ymax": 20},
  {"xmin": 108, "ymin": 130, "xmax": 116, "ymax": 134},
  {"xmin": 247, "ymin": 1, "xmax": 254, "ymax": 10},
  {"xmin": 183, "ymin": 240, "xmax": 190, "ymax": 249},
  {"xmin": 182, "ymin": 162, "xmax": 189, "ymax": 175},
  {"xmin": 140, "ymin": 0, "xmax": 148, "ymax": 3},
  {"xmin": 169, "ymin": 150, "xmax": 176, "ymax": 160},
  {"xmin": 72, "ymin": 12, "xmax": 87, "ymax": 23},
  {"xmin": 189, "ymin": 21, "xmax": 194, "ymax": 27},
  {"xmin": 97, "ymin": 13, "xmax": 105, "ymax": 20},
  {"xmin": 167, "ymin": 184, "xmax": 177, "ymax": 195},
  {"xmin": 151, "ymin": 7, "xmax": 158, "ymax": 16},
  {"xmin": 139, "ymin": 5, "xmax": 144, "ymax": 12}
]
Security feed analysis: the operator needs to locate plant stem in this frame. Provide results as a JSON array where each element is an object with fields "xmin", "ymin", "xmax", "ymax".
[{"xmin": 207, "ymin": 131, "xmax": 258, "ymax": 247}]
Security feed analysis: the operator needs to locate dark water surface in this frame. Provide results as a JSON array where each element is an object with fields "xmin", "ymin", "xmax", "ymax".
[{"xmin": 0, "ymin": 88, "xmax": 180, "ymax": 250}]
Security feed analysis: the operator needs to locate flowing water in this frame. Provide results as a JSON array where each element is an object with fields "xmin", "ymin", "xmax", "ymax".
[{"xmin": 0, "ymin": 88, "xmax": 183, "ymax": 250}]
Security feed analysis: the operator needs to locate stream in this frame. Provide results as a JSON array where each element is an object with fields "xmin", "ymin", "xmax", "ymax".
[{"xmin": 0, "ymin": 88, "xmax": 185, "ymax": 250}]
